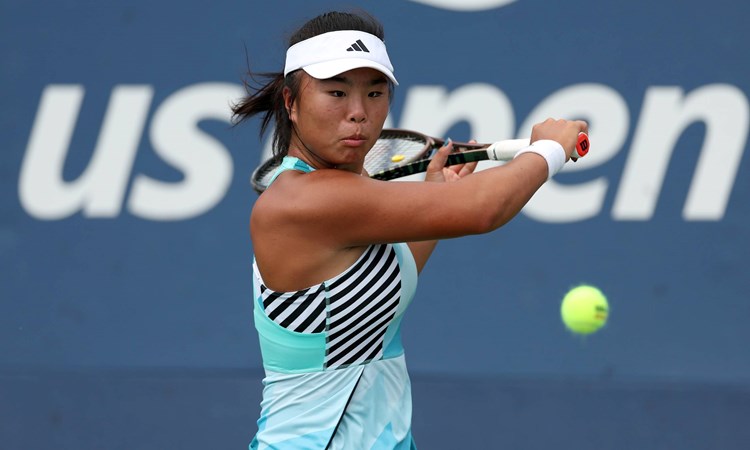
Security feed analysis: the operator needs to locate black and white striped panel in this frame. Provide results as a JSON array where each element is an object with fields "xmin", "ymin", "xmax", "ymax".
[
  {"xmin": 260, "ymin": 283, "xmax": 327, "ymax": 334},
  {"xmin": 324, "ymin": 244, "xmax": 401, "ymax": 369}
]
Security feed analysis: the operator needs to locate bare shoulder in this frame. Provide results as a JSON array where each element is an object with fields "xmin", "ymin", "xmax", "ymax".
[
  {"xmin": 251, "ymin": 170, "xmax": 350, "ymax": 230},
  {"xmin": 250, "ymin": 170, "xmax": 371, "ymax": 291},
  {"xmin": 250, "ymin": 169, "xmax": 362, "ymax": 255}
]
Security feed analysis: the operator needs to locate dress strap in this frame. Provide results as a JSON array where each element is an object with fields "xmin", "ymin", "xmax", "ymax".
[{"xmin": 268, "ymin": 156, "xmax": 316, "ymax": 186}]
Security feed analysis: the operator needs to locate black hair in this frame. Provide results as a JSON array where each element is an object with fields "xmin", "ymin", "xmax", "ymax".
[{"xmin": 232, "ymin": 11, "xmax": 389, "ymax": 160}]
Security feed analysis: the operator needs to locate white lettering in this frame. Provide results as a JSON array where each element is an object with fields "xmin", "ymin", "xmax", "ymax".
[
  {"xmin": 613, "ymin": 84, "xmax": 749, "ymax": 221},
  {"xmin": 129, "ymin": 83, "xmax": 242, "ymax": 220},
  {"xmin": 19, "ymin": 85, "xmax": 152, "ymax": 219},
  {"xmin": 22, "ymin": 81, "xmax": 749, "ymax": 223}
]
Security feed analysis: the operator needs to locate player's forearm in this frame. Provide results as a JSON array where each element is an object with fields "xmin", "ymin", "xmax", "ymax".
[{"xmin": 455, "ymin": 155, "xmax": 547, "ymax": 232}]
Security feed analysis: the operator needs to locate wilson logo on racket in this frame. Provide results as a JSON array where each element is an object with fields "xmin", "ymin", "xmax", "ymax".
[{"xmin": 574, "ymin": 132, "xmax": 590, "ymax": 158}]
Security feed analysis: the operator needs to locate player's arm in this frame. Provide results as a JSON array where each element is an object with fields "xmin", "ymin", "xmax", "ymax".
[{"xmin": 267, "ymin": 119, "xmax": 585, "ymax": 249}]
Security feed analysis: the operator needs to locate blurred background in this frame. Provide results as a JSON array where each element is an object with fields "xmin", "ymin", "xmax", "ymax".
[{"xmin": 2, "ymin": 0, "xmax": 749, "ymax": 448}]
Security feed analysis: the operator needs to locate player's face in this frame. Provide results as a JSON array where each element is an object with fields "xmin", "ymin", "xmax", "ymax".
[{"xmin": 287, "ymin": 68, "xmax": 390, "ymax": 172}]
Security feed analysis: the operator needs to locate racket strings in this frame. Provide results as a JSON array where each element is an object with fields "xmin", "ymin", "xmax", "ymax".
[
  {"xmin": 252, "ymin": 159, "xmax": 282, "ymax": 192},
  {"xmin": 363, "ymin": 137, "xmax": 429, "ymax": 174}
]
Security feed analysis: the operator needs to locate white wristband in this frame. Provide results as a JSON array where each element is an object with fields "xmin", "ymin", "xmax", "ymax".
[{"xmin": 513, "ymin": 140, "xmax": 566, "ymax": 180}]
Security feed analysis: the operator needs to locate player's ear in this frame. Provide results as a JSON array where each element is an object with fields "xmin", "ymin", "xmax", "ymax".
[{"xmin": 282, "ymin": 86, "xmax": 296, "ymax": 122}]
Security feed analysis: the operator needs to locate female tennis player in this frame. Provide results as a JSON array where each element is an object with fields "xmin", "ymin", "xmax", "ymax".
[{"xmin": 232, "ymin": 10, "xmax": 587, "ymax": 449}]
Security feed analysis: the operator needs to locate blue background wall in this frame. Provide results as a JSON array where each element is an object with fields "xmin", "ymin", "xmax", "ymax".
[{"xmin": 2, "ymin": 0, "xmax": 749, "ymax": 448}]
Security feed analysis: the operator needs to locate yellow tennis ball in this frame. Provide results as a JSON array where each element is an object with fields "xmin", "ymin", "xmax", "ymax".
[
  {"xmin": 560, "ymin": 285, "xmax": 609, "ymax": 335},
  {"xmin": 391, "ymin": 154, "xmax": 405, "ymax": 162}
]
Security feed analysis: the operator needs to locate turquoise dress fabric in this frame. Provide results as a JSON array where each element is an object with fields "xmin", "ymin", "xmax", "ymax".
[{"xmin": 250, "ymin": 157, "xmax": 419, "ymax": 449}]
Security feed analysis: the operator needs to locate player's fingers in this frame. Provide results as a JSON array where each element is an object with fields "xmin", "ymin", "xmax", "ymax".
[
  {"xmin": 445, "ymin": 139, "xmax": 478, "ymax": 178},
  {"xmin": 426, "ymin": 139, "xmax": 452, "ymax": 172},
  {"xmin": 423, "ymin": 139, "xmax": 453, "ymax": 182},
  {"xmin": 442, "ymin": 167, "xmax": 460, "ymax": 182},
  {"xmin": 457, "ymin": 161, "xmax": 478, "ymax": 177},
  {"xmin": 573, "ymin": 119, "xmax": 589, "ymax": 135},
  {"xmin": 448, "ymin": 161, "xmax": 476, "ymax": 177}
]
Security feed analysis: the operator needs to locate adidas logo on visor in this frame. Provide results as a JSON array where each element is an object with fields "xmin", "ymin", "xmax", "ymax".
[
  {"xmin": 283, "ymin": 31, "xmax": 397, "ymax": 85},
  {"xmin": 346, "ymin": 39, "xmax": 370, "ymax": 52}
]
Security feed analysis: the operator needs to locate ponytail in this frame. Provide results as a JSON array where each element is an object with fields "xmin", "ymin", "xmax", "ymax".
[{"xmin": 232, "ymin": 71, "xmax": 301, "ymax": 161}]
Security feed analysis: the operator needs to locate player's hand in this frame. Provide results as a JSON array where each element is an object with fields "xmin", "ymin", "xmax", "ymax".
[
  {"xmin": 530, "ymin": 118, "xmax": 588, "ymax": 161},
  {"xmin": 424, "ymin": 139, "xmax": 479, "ymax": 182}
]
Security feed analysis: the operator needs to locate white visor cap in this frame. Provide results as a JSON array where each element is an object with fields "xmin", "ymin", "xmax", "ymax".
[{"xmin": 284, "ymin": 30, "xmax": 398, "ymax": 85}]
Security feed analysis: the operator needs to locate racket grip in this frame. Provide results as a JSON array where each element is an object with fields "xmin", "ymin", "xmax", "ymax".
[
  {"xmin": 485, "ymin": 139, "xmax": 531, "ymax": 161},
  {"xmin": 486, "ymin": 133, "xmax": 590, "ymax": 161}
]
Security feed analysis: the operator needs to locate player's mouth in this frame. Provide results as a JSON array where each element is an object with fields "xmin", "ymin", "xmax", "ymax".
[{"xmin": 341, "ymin": 134, "xmax": 368, "ymax": 147}]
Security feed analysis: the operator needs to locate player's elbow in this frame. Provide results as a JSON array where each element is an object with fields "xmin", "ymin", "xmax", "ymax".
[{"xmin": 472, "ymin": 196, "xmax": 519, "ymax": 234}]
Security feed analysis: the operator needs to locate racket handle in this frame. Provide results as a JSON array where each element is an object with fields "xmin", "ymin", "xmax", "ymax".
[
  {"xmin": 485, "ymin": 132, "xmax": 590, "ymax": 161},
  {"xmin": 571, "ymin": 132, "xmax": 590, "ymax": 161},
  {"xmin": 485, "ymin": 139, "xmax": 530, "ymax": 160}
]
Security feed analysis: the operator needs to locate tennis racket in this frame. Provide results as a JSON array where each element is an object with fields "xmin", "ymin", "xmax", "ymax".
[{"xmin": 251, "ymin": 128, "xmax": 589, "ymax": 193}]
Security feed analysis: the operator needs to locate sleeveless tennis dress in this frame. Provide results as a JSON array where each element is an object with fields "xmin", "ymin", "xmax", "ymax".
[{"xmin": 250, "ymin": 157, "xmax": 419, "ymax": 450}]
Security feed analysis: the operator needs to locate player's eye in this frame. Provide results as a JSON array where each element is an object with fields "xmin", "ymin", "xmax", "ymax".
[{"xmin": 329, "ymin": 90, "xmax": 346, "ymax": 97}]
